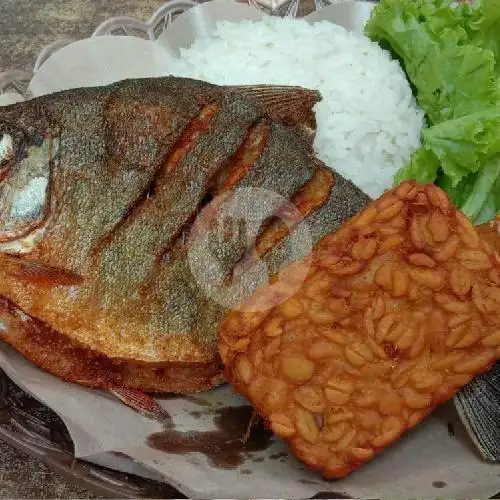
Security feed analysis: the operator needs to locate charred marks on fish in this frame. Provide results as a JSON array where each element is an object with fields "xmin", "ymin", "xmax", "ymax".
[
  {"xmin": 146, "ymin": 405, "xmax": 274, "ymax": 469},
  {"xmin": 231, "ymin": 163, "xmax": 335, "ymax": 280},
  {"xmin": 131, "ymin": 118, "xmax": 273, "ymax": 302},
  {"xmin": 160, "ymin": 120, "xmax": 270, "ymax": 267},
  {"xmin": 91, "ymin": 102, "xmax": 220, "ymax": 257},
  {"xmin": 95, "ymin": 93, "xmax": 318, "ymax": 293},
  {"xmin": 170, "ymin": 134, "xmax": 332, "ymax": 296}
]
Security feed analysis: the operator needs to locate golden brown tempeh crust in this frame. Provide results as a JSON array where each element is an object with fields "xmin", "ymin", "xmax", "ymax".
[{"xmin": 219, "ymin": 181, "xmax": 500, "ymax": 478}]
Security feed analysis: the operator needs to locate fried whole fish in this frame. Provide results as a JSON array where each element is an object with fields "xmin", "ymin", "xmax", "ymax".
[{"xmin": 0, "ymin": 76, "xmax": 369, "ymax": 394}]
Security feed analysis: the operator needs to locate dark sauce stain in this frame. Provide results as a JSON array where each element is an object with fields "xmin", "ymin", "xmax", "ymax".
[
  {"xmin": 311, "ymin": 492, "xmax": 351, "ymax": 499},
  {"xmin": 156, "ymin": 393, "xmax": 214, "ymax": 408},
  {"xmin": 189, "ymin": 410, "xmax": 203, "ymax": 419},
  {"xmin": 383, "ymin": 342, "xmax": 401, "ymax": 360},
  {"xmin": 146, "ymin": 405, "xmax": 273, "ymax": 469},
  {"xmin": 252, "ymin": 457, "xmax": 265, "ymax": 463},
  {"xmin": 181, "ymin": 394, "xmax": 214, "ymax": 408},
  {"xmin": 269, "ymin": 451, "xmax": 288, "ymax": 460},
  {"xmin": 432, "ymin": 481, "xmax": 447, "ymax": 489},
  {"xmin": 240, "ymin": 469, "xmax": 252, "ymax": 475},
  {"xmin": 447, "ymin": 422, "xmax": 455, "ymax": 437},
  {"xmin": 299, "ymin": 478, "xmax": 319, "ymax": 485}
]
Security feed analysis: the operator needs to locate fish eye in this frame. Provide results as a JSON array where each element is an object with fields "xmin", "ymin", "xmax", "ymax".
[
  {"xmin": 0, "ymin": 133, "xmax": 13, "ymax": 165},
  {"xmin": 0, "ymin": 124, "xmax": 57, "ymax": 183},
  {"xmin": 0, "ymin": 124, "xmax": 56, "ymax": 246},
  {"xmin": 0, "ymin": 132, "xmax": 15, "ymax": 181},
  {"xmin": 0, "ymin": 124, "xmax": 31, "ymax": 180}
]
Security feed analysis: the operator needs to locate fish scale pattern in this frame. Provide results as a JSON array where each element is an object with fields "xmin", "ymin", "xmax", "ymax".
[{"xmin": 0, "ymin": 77, "xmax": 369, "ymax": 393}]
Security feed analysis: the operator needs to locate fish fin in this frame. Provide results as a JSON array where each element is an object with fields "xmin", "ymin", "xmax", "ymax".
[
  {"xmin": 228, "ymin": 84, "xmax": 320, "ymax": 123},
  {"xmin": 0, "ymin": 254, "xmax": 83, "ymax": 286},
  {"xmin": 109, "ymin": 387, "xmax": 172, "ymax": 424},
  {"xmin": 228, "ymin": 85, "xmax": 320, "ymax": 145},
  {"xmin": 455, "ymin": 363, "xmax": 500, "ymax": 462}
]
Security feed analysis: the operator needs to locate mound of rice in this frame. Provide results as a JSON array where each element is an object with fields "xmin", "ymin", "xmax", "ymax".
[{"xmin": 167, "ymin": 17, "xmax": 425, "ymax": 199}]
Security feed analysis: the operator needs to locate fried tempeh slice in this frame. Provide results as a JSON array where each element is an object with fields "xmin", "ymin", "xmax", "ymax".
[
  {"xmin": 477, "ymin": 215, "xmax": 500, "ymax": 254},
  {"xmin": 219, "ymin": 180, "xmax": 500, "ymax": 479}
]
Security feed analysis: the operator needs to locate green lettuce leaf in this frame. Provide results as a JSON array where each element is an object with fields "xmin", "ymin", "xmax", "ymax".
[
  {"xmin": 365, "ymin": 0, "xmax": 498, "ymax": 125},
  {"xmin": 418, "ymin": 42, "xmax": 496, "ymax": 123},
  {"xmin": 456, "ymin": 154, "xmax": 500, "ymax": 222},
  {"xmin": 367, "ymin": 0, "xmax": 500, "ymax": 224},
  {"xmin": 395, "ymin": 148, "xmax": 441, "ymax": 184},
  {"xmin": 365, "ymin": 0, "xmax": 464, "ymax": 68},
  {"xmin": 458, "ymin": 175, "xmax": 500, "ymax": 225},
  {"xmin": 465, "ymin": 0, "xmax": 500, "ymax": 74},
  {"xmin": 398, "ymin": 107, "xmax": 500, "ymax": 188},
  {"xmin": 436, "ymin": 172, "xmax": 474, "ymax": 208},
  {"xmin": 421, "ymin": 106, "xmax": 500, "ymax": 184}
]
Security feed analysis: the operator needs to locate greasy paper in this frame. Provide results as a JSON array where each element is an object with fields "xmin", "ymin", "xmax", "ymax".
[{"xmin": 0, "ymin": 0, "xmax": 498, "ymax": 497}]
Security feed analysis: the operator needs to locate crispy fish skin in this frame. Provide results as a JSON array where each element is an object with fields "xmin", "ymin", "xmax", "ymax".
[
  {"xmin": 0, "ymin": 295, "xmax": 224, "ymax": 392},
  {"xmin": 0, "ymin": 76, "xmax": 368, "ymax": 392},
  {"xmin": 219, "ymin": 181, "xmax": 500, "ymax": 478}
]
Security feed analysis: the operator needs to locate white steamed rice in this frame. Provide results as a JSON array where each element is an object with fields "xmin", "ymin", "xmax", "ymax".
[{"xmin": 167, "ymin": 17, "xmax": 425, "ymax": 199}]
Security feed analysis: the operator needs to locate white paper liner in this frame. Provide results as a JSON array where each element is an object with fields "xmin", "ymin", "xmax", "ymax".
[
  {"xmin": 0, "ymin": 0, "xmax": 499, "ymax": 497},
  {"xmin": 0, "ymin": 92, "xmax": 25, "ymax": 106},
  {"xmin": 29, "ymin": 36, "xmax": 174, "ymax": 96}
]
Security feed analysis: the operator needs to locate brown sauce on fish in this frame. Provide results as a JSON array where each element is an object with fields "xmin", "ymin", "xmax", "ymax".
[{"xmin": 146, "ymin": 405, "xmax": 273, "ymax": 469}]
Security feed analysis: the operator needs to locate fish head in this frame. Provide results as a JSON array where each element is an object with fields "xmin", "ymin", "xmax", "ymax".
[{"xmin": 0, "ymin": 109, "xmax": 59, "ymax": 251}]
